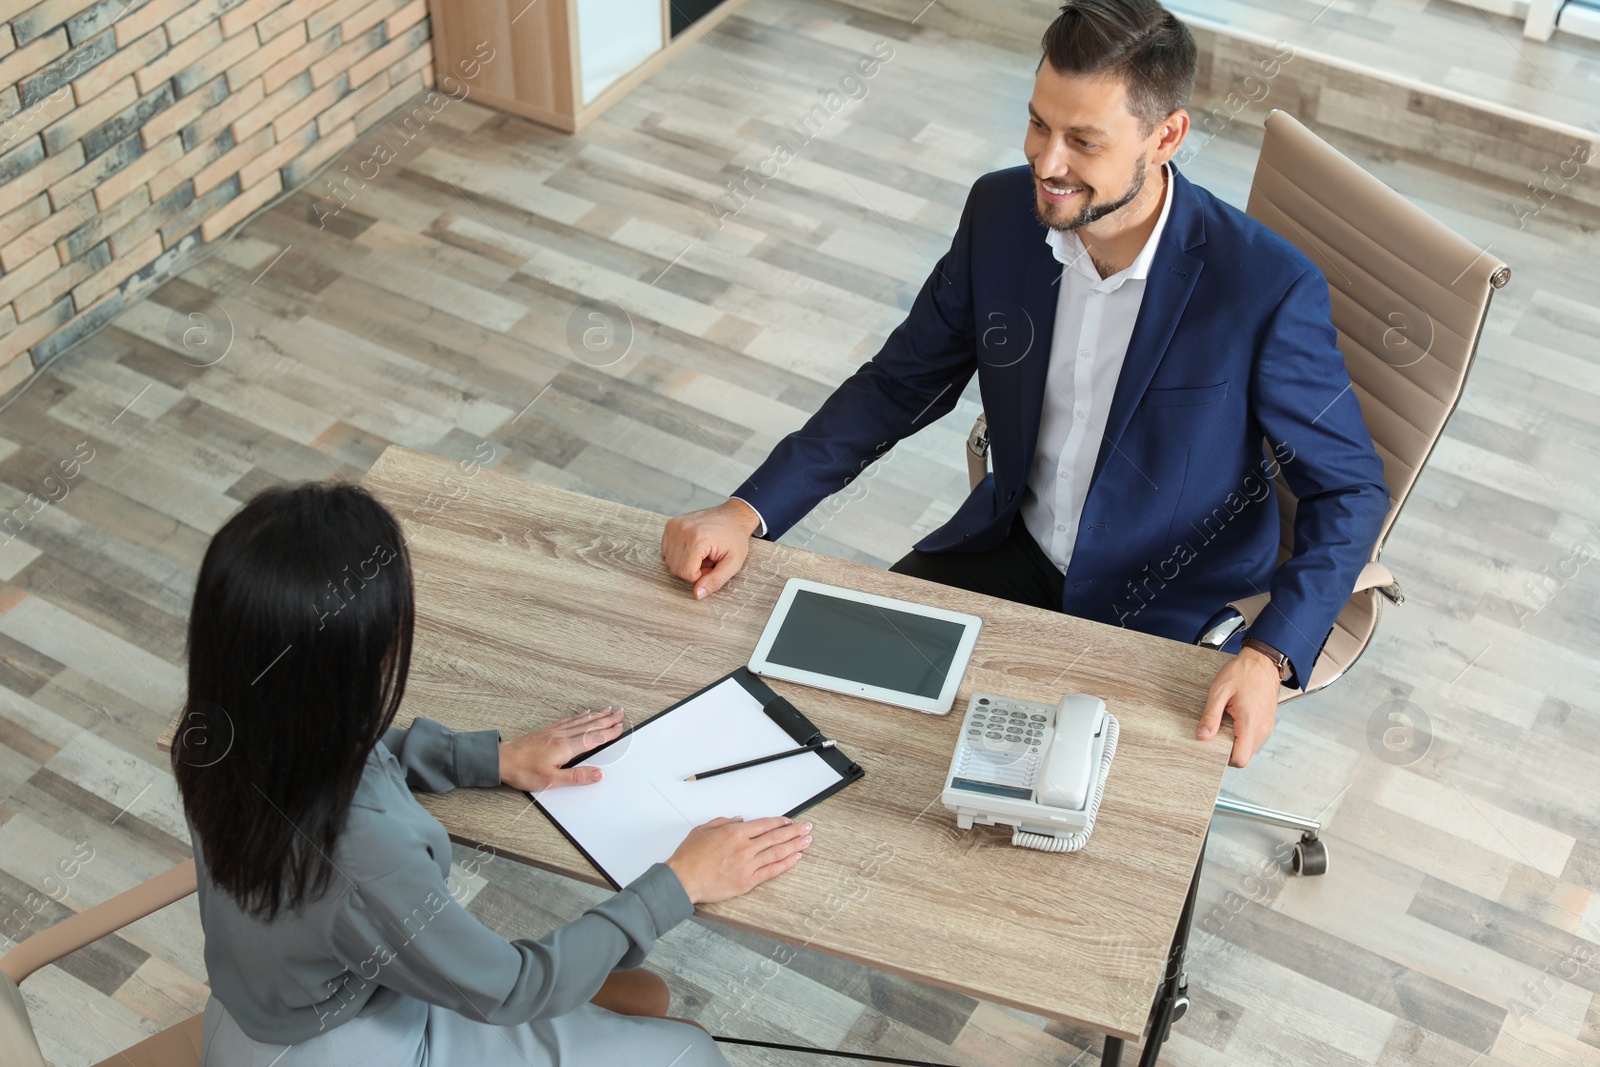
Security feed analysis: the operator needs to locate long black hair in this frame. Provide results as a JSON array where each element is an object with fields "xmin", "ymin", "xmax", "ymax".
[{"xmin": 174, "ymin": 481, "xmax": 414, "ymax": 920}]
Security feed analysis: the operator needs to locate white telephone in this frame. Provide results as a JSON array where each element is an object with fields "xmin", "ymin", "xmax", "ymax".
[{"xmin": 941, "ymin": 692, "xmax": 1119, "ymax": 852}]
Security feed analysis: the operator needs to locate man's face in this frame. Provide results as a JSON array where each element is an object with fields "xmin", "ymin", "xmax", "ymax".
[{"xmin": 1024, "ymin": 63, "xmax": 1170, "ymax": 232}]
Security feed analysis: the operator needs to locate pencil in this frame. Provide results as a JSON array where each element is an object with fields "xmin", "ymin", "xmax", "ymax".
[{"xmin": 684, "ymin": 739, "xmax": 837, "ymax": 781}]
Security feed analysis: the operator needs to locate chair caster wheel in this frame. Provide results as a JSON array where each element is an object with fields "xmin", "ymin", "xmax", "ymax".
[
  {"xmin": 1291, "ymin": 834, "xmax": 1328, "ymax": 876},
  {"xmin": 1170, "ymin": 993, "xmax": 1189, "ymax": 1023}
]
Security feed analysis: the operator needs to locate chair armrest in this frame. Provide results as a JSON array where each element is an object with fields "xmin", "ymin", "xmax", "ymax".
[
  {"xmin": 966, "ymin": 413, "xmax": 989, "ymax": 492},
  {"xmin": 1231, "ymin": 561, "xmax": 1398, "ymax": 624},
  {"xmin": 1225, "ymin": 591, "xmax": 1274, "ymax": 629},
  {"xmin": 0, "ymin": 860, "xmax": 197, "ymax": 985},
  {"xmin": 1351, "ymin": 561, "xmax": 1403, "ymax": 602},
  {"xmin": 1193, "ymin": 561, "xmax": 1401, "ymax": 650}
]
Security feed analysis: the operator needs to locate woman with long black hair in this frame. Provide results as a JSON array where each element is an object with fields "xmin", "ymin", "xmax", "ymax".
[{"xmin": 174, "ymin": 481, "xmax": 810, "ymax": 1065}]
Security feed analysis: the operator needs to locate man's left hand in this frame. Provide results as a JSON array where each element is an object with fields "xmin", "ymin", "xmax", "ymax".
[
  {"xmin": 499, "ymin": 706, "xmax": 627, "ymax": 792},
  {"xmin": 1197, "ymin": 649, "xmax": 1282, "ymax": 768}
]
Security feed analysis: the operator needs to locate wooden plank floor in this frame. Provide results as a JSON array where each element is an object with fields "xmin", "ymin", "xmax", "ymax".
[
  {"xmin": 1166, "ymin": 0, "xmax": 1600, "ymax": 133},
  {"xmin": 2, "ymin": 0, "xmax": 1599, "ymax": 1064},
  {"xmin": 839, "ymin": 0, "xmax": 1600, "ymax": 135}
]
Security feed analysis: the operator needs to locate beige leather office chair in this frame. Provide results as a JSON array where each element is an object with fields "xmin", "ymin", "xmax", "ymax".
[
  {"xmin": 1, "ymin": 861, "xmax": 677, "ymax": 1065},
  {"xmin": 964, "ymin": 110, "xmax": 1509, "ymax": 875},
  {"xmin": 2, "ymin": 861, "xmax": 204, "ymax": 1067}
]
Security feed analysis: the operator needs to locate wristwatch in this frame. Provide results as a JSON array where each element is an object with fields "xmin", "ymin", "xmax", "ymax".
[{"xmin": 1241, "ymin": 637, "xmax": 1292, "ymax": 683}]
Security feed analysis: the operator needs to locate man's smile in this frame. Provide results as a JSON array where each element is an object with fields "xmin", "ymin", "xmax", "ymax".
[{"xmin": 1037, "ymin": 175, "xmax": 1087, "ymax": 203}]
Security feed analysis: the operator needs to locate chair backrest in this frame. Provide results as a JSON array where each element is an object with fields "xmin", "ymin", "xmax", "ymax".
[{"xmin": 1245, "ymin": 110, "xmax": 1509, "ymax": 561}]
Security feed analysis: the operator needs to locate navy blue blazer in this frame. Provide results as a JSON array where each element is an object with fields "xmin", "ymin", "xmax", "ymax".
[{"xmin": 733, "ymin": 164, "xmax": 1389, "ymax": 687}]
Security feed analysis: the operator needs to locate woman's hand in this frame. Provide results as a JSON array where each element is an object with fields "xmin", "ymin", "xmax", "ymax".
[
  {"xmin": 499, "ymin": 707, "xmax": 627, "ymax": 793},
  {"xmin": 666, "ymin": 816, "xmax": 812, "ymax": 905}
]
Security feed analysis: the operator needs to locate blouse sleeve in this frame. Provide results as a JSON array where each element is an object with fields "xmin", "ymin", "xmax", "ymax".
[
  {"xmin": 380, "ymin": 717, "xmax": 502, "ymax": 793},
  {"xmin": 327, "ymin": 855, "xmax": 693, "ymax": 1027}
]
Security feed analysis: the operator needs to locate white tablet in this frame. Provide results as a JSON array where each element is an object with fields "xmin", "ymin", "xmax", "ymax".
[{"xmin": 748, "ymin": 578, "xmax": 983, "ymax": 715}]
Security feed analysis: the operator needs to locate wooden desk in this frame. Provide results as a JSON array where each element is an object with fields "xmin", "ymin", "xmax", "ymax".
[{"xmin": 165, "ymin": 444, "xmax": 1231, "ymax": 1054}]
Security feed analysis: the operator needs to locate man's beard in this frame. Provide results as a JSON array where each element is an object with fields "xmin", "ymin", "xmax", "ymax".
[{"xmin": 1034, "ymin": 153, "xmax": 1148, "ymax": 232}]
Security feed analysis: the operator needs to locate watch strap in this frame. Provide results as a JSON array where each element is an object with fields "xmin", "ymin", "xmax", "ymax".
[{"xmin": 1241, "ymin": 637, "xmax": 1292, "ymax": 682}]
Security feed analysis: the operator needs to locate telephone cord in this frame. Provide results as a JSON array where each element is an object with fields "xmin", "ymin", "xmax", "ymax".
[{"xmin": 1011, "ymin": 712, "xmax": 1119, "ymax": 852}]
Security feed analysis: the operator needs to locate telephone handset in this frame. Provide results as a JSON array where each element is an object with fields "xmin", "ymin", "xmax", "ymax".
[
  {"xmin": 941, "ymin": 692, "xmax": 1119, "ymax": 852},
  {"xmin": 1036, "ymin": 694, "xmax": 1103, "ymax": 810}
]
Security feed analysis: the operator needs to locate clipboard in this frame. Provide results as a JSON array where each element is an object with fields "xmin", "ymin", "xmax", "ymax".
[{"xmin": 530, "ymin": 667, "xmax": 865, "ymax": 888}]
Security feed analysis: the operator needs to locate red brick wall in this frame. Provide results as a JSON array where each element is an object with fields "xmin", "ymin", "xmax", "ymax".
[{"xmin": 0, "ymin": 0, "xmax": 437, "ymax": 393}]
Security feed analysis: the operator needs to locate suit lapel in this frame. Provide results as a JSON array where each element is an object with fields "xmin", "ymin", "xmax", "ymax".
[
  {"xmin": 1016, "ymin": 231, "xmax": 1062, "ymax": 468},
  {"xmin": 984, "ymin": 214, "xmax": 1062, "ymax": 490},
  {"xmin": 1090, "ymin": 168, "xmax": 1206, "ymax": 486}
]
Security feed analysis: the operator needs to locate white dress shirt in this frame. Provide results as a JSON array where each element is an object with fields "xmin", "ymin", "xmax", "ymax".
[
  {"xmin": 1021, "ymin": 163, "xmax": 1174, "ymax": 574},
  {"xmin": 736, "ymin": 165, "xmax": 1173, "ymax": 554}
]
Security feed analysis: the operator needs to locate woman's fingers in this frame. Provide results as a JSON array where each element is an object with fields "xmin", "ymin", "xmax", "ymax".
[
  {"xmin": 750, "ymin": 822, "xmax": 812, "ymax": 865},
  {"xmin": 749, "ymin": 826, "xmax": 810, "ymax": 881},
  {"xmin": 574, "ymin": 721, "xmax": 626, "ymax": 746},
  {"xmin": 719, "ymin": 817, "xmax": 811, "ymax": 882},
  {"xmin": 542, "ymin": 709, "xmax": 623, "ymax": 745},
  {"xmin": 758, "ymin": 819, "xmax": 811, "ymax": 841},
  {"xmin": 731, "ymin": 815, "xmax": 790, "ymax": 839},
  {"xmin": 751, "ymin": 850, "xmax": 805, "ymax": 883},
  {"xmin": 701, "ymin": 816, "xmax": 778, "ymax": 862},
  {"xmin": 559, "ymin": 706, "xmax": 624, "ymax": 734},
  {"xmin": 560, "ymin": 707, "xmax": 604, "ymax": 727}
]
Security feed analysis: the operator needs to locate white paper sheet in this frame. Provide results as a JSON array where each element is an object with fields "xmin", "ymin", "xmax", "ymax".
[{"xmin": 531, "ymin": 676, "xmax": 847, "ymax": 887}]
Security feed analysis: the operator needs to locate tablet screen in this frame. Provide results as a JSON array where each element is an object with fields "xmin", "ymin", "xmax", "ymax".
[{"xmin": 763, "ymin": 588, "xmax": 968, "ymax": 699}]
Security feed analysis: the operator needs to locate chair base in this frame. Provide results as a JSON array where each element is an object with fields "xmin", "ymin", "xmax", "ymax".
[{"xmin": 1213, "ymin": 795, "xmax": 1328, "ymax": 876}]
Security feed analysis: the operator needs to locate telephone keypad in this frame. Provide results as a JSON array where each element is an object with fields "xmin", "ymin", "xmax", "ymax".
[{"xmin": 951, "ymin": 693, "xmax": 1061, "ymax": 792}]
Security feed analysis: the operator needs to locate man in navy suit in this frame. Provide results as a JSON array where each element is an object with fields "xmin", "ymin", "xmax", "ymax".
[{"xmin": 662, "ymin": 0, "xmax": 1388, "ymax": 768}]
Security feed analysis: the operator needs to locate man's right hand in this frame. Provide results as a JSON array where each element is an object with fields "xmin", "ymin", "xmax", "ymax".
[{"xmin": 661, "ymin": 499, "xmax": 761, "ymax": 599}]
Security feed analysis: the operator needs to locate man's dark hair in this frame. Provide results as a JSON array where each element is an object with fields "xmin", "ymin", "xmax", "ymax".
[{"xmin": 1040, "ymin": 0, "xmax": 1197, "ymax": 133}]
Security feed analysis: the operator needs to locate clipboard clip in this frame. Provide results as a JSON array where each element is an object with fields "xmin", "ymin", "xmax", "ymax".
[{"xmin": 762, "ymin": 696, "xmax": 824, "ymax": 746}]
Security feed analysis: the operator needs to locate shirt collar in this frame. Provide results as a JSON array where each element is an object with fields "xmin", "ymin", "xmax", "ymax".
[{"xmin": 1045, "ymin": 162, "xmax": 1174, "ymax": 291}]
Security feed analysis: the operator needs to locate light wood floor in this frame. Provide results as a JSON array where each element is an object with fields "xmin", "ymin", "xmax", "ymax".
[
  {"xmin": 2, "ymin": 0, "xmax": 1599, "ymax": 1064},
  {"xmin": 841, "ymin": 0, "xmax": 1600, "ymax": 134},
  {"xmin": 1169, "ymin": 0, "xmax": 1600, "ymax": 133}
]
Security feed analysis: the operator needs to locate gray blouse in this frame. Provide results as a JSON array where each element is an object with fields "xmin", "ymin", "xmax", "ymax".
[{"xmin": 190, "ymin": 718, "xmax": 694, "ymax": 1044}]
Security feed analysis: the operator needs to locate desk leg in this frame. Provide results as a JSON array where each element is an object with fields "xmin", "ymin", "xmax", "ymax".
[
  {"xmin": 1131, "ymin": 829, "xmax": 1206, "ymax": 1067},
  {"xmin": 1100, "ymin": 1036, "xmax": 1124, "ymax": 1065}
]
